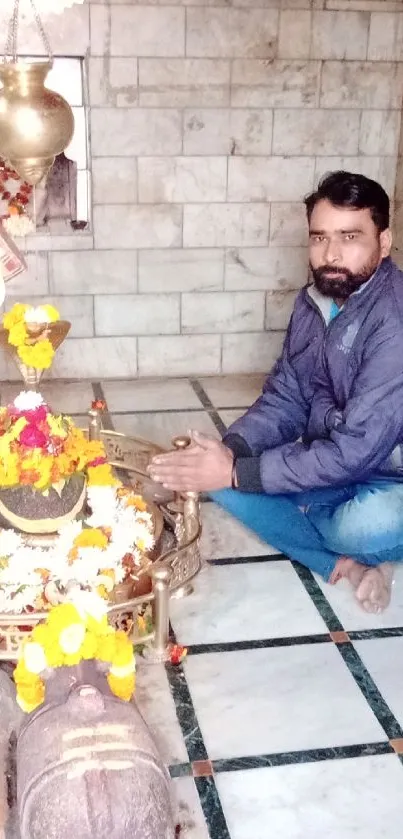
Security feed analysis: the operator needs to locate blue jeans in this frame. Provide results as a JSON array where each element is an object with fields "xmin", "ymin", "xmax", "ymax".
[{"xmin": 210, "ymin": 481, "xmax": 403, "ymax": 581}]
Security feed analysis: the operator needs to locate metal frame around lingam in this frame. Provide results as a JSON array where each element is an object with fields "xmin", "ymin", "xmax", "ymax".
[{"xmin": 0, "ymin": 405, "xmax": 203, "ymax": 663}]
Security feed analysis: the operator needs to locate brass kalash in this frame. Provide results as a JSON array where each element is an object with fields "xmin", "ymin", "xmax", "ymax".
[{"xmin": 0, "ymin": 319, "xmax": 203, "ymax": 663}]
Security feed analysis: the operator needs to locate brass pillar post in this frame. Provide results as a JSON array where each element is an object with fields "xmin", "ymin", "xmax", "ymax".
[
  {"xmin": 143, "ymin": 564, "xmax": 172, "ymax": 662},
  {"xmin": 88, "ymin": 406, "xmax": 102, "ymax": 441}
]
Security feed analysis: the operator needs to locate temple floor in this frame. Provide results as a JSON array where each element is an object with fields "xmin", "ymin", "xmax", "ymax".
[{"xmin": 3, "ymin": 374, "xmax": 403, "ymax": 839}]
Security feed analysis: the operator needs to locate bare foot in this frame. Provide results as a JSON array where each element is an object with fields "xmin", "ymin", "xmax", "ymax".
[
  {"xmin": 329, "ymin": 556, "xmax": 366, "ymax": 588},
  {"xmin": 330, "ymin": 557, "xmax": 394, "ymax": 614},
  {"xmin": 355, "ymin": 563, "xmax": 394, "ymax": 614}
]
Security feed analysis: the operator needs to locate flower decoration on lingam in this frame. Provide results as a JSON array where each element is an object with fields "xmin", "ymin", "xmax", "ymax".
[
  {"xmin": 0, "ymin": 390, "xmax": 155, "ymax": 614},
  {"xmin": 14, "ymin": 595, "xmax": 136, "ymax": 714},
  {"xmin": 0, "ymin": 302, "xmax": 70, "ymax": 388}
]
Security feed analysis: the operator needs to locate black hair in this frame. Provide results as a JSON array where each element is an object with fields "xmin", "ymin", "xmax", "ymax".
[{"xmin": 304, "ymin": 171, "xmax": 390, "ymax": 232}]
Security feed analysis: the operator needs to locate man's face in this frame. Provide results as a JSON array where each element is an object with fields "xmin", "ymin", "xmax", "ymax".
[{"xmin": 308, "ymin": 199, "xmax": 392, "ymax": 299}]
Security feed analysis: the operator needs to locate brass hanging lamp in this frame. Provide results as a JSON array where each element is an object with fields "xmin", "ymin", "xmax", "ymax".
[{"xmin": 0, "ymin": 0, "xmax": 75, "ymax": 186}]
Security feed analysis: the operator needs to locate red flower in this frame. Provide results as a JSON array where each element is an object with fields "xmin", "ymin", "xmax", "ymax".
[
  {"xmin": 25, "ymin": 405, "xmax": 48, "ymax": 423},
  {"xmin": 169, "ymin": 644, "xmax": 188, "ymax": 666},
  {"xmin": 87, "ymin": 456, "xmax": 107, "ymax": 467},
  {"xmin": 9, "ymin": 405, "xmax": 48, "ymax": 423},
  {"xmin": 19, "ymin": 423, "xmax": 48, "ymax": 449}
]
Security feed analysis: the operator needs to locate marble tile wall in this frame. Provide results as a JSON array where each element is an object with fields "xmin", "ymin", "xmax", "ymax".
[{"xmin": 2, "ymin": 0, "xmax": 403, "ymax": 378}]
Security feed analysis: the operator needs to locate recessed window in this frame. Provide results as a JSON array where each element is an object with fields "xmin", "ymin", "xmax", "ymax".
[{"xmin": 0, "ymin": 57, "xmax": 90, "ymax": 234}]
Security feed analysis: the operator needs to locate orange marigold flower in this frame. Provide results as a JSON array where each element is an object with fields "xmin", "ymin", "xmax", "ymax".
[
  {"xmin": 125, "ymin": 494, "xmax": 147, "ymax": 512},
  {"xmin": 20, "ymin": 468, "xmax": 40, "ymax": 485}
]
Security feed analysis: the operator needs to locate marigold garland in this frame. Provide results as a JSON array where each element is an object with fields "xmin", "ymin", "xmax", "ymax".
[
  {"xmin": 14, "ymin": 600, "xmax": 136, "ymax": 713},
  {"xmin": 3, "ymin": 303, "xmax": 60, "ymax": 370}
]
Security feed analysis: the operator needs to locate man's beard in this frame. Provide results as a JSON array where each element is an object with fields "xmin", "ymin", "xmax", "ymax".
[{"xmin": 310, "ymin": 259, "xmax": 379, "ymax": 300}]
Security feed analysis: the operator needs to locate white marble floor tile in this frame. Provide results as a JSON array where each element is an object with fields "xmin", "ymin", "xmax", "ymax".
[
  {"xmin": 0, "ymin": 380, "xmax": 94, "ymax": 414},
  {"xmin": 354, "ymin": 637, "xmax": 403, "ymax": 729},
  {"xmin": 111, "ymin": 411, "xmax": 219, "ymax": 449},
  {"xmin": 218, "ymin": 409, "xmax": 245, "ymax": 429},
  {"xmin": 199, "ymin": 374, "xmax": 265, "ymax": 408},
  {"xmin": 215, "ymin": 754, "xmax": 403, "ymax": 839},
  {"xmin": 135, "ymin": 661, "xmax": 188, "ymax": 765},
  {"xmin": 183, "ymin": 645, "xmax": 385, "ymax": 760},
  {"xmin": 201, "ymin": 501, "xmax": 278, "ymax": 560},
  {"xmin": 172, "ymin": 777, "xmax": 210, "ymax": 839},
  {"xmin": 102, "ymin": 377, "xmax": 201, "ymax": 412},
  {"xmin": 170, "ymin": 561, "xmax": 327, "ymax": 645},
  {"xmin": 42, "ymin": 380, "xmax": 94, "ymax": 414},
  {"xmin": 314, "ymin": 565, "xmax": 403, "ymax": 632}
]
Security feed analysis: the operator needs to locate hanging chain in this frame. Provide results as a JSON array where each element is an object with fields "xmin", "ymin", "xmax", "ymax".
[
  {"xmin": 3, "ymin": 0, "xmax": 53, "ymax": 63},
  {"xmin": 4, "ymin": 0, "xmax": 20, "ymax": 62},
  {"xmin": 29, "ymin": 0, "xmax": 53, "ymax": 60}
]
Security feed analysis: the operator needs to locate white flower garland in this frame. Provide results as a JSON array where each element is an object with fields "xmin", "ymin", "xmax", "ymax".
[{"xmin": 0, "ymin": 485, "xmax": 155, "ymax": 614}]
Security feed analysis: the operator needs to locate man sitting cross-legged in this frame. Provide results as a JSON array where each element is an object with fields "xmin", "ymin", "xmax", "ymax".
[{"xmin": 149, "ymin": 171, "xmax": 403, "ymax": 614}]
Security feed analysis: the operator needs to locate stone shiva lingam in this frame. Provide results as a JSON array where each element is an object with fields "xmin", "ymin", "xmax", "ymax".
[{"xmin": 0, "ymin": 599, "xmax": 175, "ymax": 839}]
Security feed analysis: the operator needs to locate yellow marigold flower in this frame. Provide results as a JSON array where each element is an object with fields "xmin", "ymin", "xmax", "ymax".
[
  {"xmin": 16, "ymin": 694, "xmax": 40, "ymax": 714},
  {"xmin": 33, "ymin": 456, "xmax": 53, "ymax": 490},
  {"xmin": 87, "ymin": 464, "xmax": 118, "ymax": 487},
  {"xmin": 16, "ymin": 680, "xmax": 45, "ymax": 713},
  {"xmin": 43, "ymin": 644, "xmax": 65, "ymax": 669},
  {"xmin": 8, "ymin": 417, "xmax": 27, "ymax": 442},
  {"xmin": 96, "ymin": 633, "xmax": 116, "ymax": 663},
  {"xmin": 8, "ymin": 321, "xmax": 28, "ymax": 347},
  {"xmin": 14, "ymin": 657, "xmax": 45, "ymax": 709},
  {"xmin": 107, "ymin": 672, "xmax": 135, "ymax": 702},
  {"xmin": 113, "ymin": 632, "xmax": 135, "ymax": 667},
  {"xmin": 81, "ymin": 631, "xmax": 98, "ymax": 660},
  {"xmin": 85, "ymin": 613, "xmax": 109, "ymax": 637},
  {"xmin": 3, "ymin": 303, "xmax": 28, "ymax": 330},
  {"xmin": 18, "ymin": 338, "xmax": 55, "ymax": 370},
  {"xmin": 83, "ymin": 440, "xmax": 106, "ymax": 462},
  {"xmin": 74, "ymin": 528, "xmax": 109, "ymax": 550},
  {"xmin": 53, "ymin": 453, "xmax": 73, "ymax": 478},
  {"xmin": 47, "ymin": 603, "xmax": 82, "ymax": 632},
  {"xmin": 47, "ymin": 414, "xmax": 68, "ymax": 439},
  {"xmin": 41, "ymin": 304, "xmax": 60, "ymax": 322},
  {"xmin": 63, "ymin": 651, "xmax": 84, "ymax": 667},
  {"xmin": 14, "ymin": 658, "xmax": 34, "ymax": 686},
  {"xmin": 128, "ymin": 494, "xmax": 147, "ymax": 512},
  {"xmin": 32, "ymin": 624, "xmax": 49, "ymax": 646},
  {"xmin": 0, "ymin": 452, "xmax": 19, "ymax": 487}
]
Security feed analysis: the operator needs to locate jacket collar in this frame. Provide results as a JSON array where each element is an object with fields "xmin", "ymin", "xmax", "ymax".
[{"xmin": 305, "ymin": 256, "xmax": 392, "ymax": 319}]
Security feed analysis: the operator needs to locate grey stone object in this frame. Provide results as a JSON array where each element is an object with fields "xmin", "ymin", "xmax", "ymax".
[
  {"xmin": 15, "ymin": 662, "xmax": 174, "ymax": 839},
  {"xmin": 0, "ymin": 669, "xmax": 22, "ymax": 839}
]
